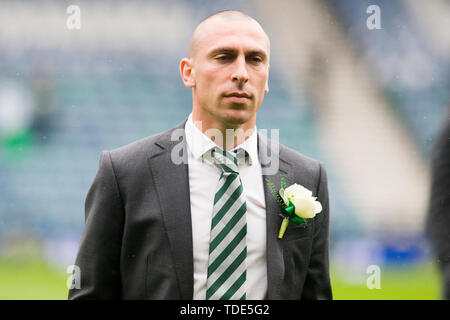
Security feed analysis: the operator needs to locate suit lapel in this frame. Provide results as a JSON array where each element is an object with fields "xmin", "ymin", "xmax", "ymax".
[
  {"xmin": 147, "ymin": 122, "xmax": 194, "ymax": 299},
  {"xmin": 258, "ymin": 132, "xmax": 292, "ymax": 300}
]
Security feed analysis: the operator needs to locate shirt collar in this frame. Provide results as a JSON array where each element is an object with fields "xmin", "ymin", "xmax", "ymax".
[{"xmin": 184, "ymin": 113, "xmax": 258, "ymax": 165}]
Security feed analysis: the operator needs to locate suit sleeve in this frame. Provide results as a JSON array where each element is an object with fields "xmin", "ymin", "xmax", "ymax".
[
  {"xmin": 68, "ymin": 151, "xmax": 125, "ymax": 299},
  {"xmin": 426, "ymin": 115, "xmax": 450, "ymax": 299},
  {"xmin": 301, "ymin": 161, "xmax": 333, "ymax": 299}
]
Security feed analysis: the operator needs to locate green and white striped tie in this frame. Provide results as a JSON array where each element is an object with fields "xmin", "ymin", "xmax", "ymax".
[{"xmin": 206, "ymin": 147, "xmax": 247, "ymax": 300}]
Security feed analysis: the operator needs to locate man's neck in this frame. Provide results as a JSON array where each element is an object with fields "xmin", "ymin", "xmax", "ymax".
[{"xmin": 191, "ymin": 113, "xmax": 255, "ymax": 150}]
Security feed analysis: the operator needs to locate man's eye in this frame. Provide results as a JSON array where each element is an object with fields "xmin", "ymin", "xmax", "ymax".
[
  {"xmin": 249, "ymin": 56, "xmax": 262, "ymax": 63},
  {"xmin": 216, "ymin": 55, "xmax": 231, "ymax": 61}
]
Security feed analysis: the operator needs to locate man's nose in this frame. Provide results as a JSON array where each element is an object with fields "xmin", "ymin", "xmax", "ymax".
[{"xmin": 231, "ymin": 56, "xmax": 249, "ymax": 85}]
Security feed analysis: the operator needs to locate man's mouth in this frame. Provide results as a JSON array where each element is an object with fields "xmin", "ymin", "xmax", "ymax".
[
  {"xmin": 224, "ymin": 92, "xmax": 252, "ymax": 103},
  {"xmin": 225, "ymin": 92, "xmax": 251, "ymax": 98}
]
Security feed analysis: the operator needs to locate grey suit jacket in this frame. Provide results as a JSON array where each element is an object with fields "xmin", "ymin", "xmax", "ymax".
[
  {"xmin": 68, "ymin": 119, "xmax": 332, "ymax": 300},
  {"xmin": 426, "ymin": 109, "xmax": 450, "ymax": 299}
]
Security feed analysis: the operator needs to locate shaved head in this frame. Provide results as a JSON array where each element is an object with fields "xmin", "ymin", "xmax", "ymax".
[
  {"xmin": 188, "ymin": 10, "xmax": 270, "ymax": 60},
  {"xmin": 179, "ymin": 9, "xmax": 271, "ymax": 142}
]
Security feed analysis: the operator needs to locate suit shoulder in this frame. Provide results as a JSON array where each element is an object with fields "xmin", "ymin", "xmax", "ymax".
[
  {"xmin": 108, "ymin": 132, "xmax": 162, "ymax": 161},
  {"xmin": 279, "ymin": 143, "xmax": 323, "ymax": 173},
  {"xmin": 103, "ymin": 119, "xmax": 186, "ymax": 163},
  {"xmin": 103, "ymin": 127, "xmax": 180, "ymax": 172}
]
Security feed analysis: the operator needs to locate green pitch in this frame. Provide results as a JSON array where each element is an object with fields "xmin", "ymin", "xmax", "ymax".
[
  {"xmin": 331, "ymin": 263, "xmax": 441, "ymax": 299},
  {"xmin": 0, "ymin": 259, "xmax": 68, "ymax": 300},
  {"xmin": 0, "ymin": 259, "xmax": 442, "ymax": 300}
]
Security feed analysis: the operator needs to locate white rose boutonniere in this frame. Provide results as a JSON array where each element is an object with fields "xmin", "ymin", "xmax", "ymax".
[
  {"xmin": 266, "ymin": 175, "xmax": 322, "ymax": 239},
  {"xmin": 281, "ymin": 184, "xmax": 322, "ymax": 219}
]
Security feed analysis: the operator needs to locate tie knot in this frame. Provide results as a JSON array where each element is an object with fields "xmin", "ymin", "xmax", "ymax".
[{"xmin": 210, "ymin": 147, "xmax": 246, "ymax": 173}]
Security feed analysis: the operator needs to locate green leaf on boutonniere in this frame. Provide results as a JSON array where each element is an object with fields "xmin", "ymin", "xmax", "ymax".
[
  {"xmin": 280, "ymin": 173, "xmax": 287, "ymax": 189},
  {"xmin": 277, "ymin": 200, "xmax": 307, "ymax": 239},
  {"xmin": 265, "ymin": 178, "xmax": 286, "ymax": 210},
  {"xmin": 284, "ymin": 200, "xmax": 307, "ymax": 226}
]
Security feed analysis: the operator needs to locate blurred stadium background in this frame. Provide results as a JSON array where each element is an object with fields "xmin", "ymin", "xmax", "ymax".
[{"xmin": 0, "ymin": 0, "xmax": 448, "ymax": 299}]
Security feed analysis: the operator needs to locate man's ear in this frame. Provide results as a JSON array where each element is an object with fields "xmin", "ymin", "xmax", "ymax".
[
  {"xmin": 180, "ymin": 58, "xmax": 195, "ymax": 88},
  {"xmin": 264, "ymin": 64, "xmax": 270, "ymax": 93}
]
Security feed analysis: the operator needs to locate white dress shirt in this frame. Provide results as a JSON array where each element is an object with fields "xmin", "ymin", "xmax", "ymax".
[{"xmin": 185, "ymin": 113, "xmax": 267, "ymax": 300}]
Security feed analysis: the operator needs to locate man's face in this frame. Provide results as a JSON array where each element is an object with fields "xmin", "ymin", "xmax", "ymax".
[{"xmin": 187, "ymin": 18, "xmax": 270, "ymax": 128}]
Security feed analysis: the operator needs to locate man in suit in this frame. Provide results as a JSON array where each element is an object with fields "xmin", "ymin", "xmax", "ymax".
[{"xmin": 69, "ymin": 10, "xmax": 332, "ymax": 300}]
